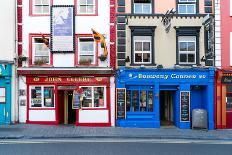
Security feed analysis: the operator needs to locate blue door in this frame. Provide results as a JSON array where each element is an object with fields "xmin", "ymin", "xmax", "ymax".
[{"xmin": 0, "ymin": 104, "xmax": 6, "ymax": 124}]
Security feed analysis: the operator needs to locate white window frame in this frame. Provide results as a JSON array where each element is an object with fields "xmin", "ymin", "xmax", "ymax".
[
  {"xmin": 32, "ymin": 37, "xmax": 50, "ymax": 65},
  {"xmin": 178, "ymin": 4, "xmax": 196, "ymax": 14},
  {"xmin": 178, "ymin": 36, "xmax": 196, "ymax": 65},
  {"xmin": 133, "ymin": 36, "xmax": 152, "ymax": 64},
  {"xmin": 179, "ymin": 0, "xmax": 196, "ymax": 2},
  {"xmin": 77, "ymin": 0, "xmax": 96, "ymax": 14},
  {"xmin": 32, "ymin": 0, "xmax": 50, "ymax": 15},
  {"xmin": 29, "ymin": 85, "xmax": 55, "ymax": 108},
  {"xmin": 78, "ymin": 37, "xmax": 96, "ymax": 65},
  {"xmin": 80, "ymin": 86, "xmax": 106, "ymax": 109},
  {"xmin": 134, "ymin": 2, "xmax": 152, "ymax": 14},
  {"xmin": 0, "ymin": 87, "xmax": 6, "ymax": 103}
]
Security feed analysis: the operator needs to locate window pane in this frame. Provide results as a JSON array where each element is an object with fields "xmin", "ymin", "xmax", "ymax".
[
  {"xmin": 132, "ymin": 91, "xmax": 139, "ymax": 112},
  {"xmin": 135, "ymin": 42, "xmax": 142, "ymax": 51},
  {"xmin": 143, "ymin": 4, "xmax": 151, "ymax": 13},
  {"xmin": 34, "ymin": 56, "xmax": 49, "ymax": 64},
  {"xmin": 42, "ymin": 0, "xmax": 49, "ymax": 4},
  {"xmin": 143, "ymin": 53, "xmax": 150, "ymax": 62},
  {"xmin": 126, "ymin": 90, "xmax": 131, "ymax": 111},
  {"xmin": 135, "ymin": 53, "xmax": 142, "ymax": 62},
  {"xmin": 0, "ymin": 88, "xmax": 6, "ymax": 103},
  {"xmin": 226, "ymin": 97, "xmax": 232, "ymax": 111},
  {"xmin": 35, "ymin": 44, "xmax": 49, "ymax": 55},
  {"xmin": 180, "ymin": 54, "xmax": 187, "ymax": 62},
  {"xmin": 188, "ymin": 54, "xmax": 195, "ymax": 63},
  {"xmin": 178, "ymin": 5, "xmax": 186, "ymax": 13},
  {"xmin": 134, "ymin": 4, "xmax": 142, "ymax": 13},
  {"xmin": 82, "ymin": 87, "xmax": 92, "ymax": 107},
  {"xmin": 80, "ymin": 42, "xmax": 94, "ymax": 52},
  {"xmin": 87, "ymin": 6, "xmax": 94, "ymax": 13},
  {"xmin": 34, "ymin": 6, "xmax": 42, "ymax": 14},
  {"xmin": 35, "ymin": 0, "xmax": 42, "ymax": 5},
  {"xmin": 79, "ymin": 0, "xmax": 86, "ymax": 4},
  {"xmin": 94, "ymin": 87, "xmax": 104, "ymax": 107},
  {"xmin": 42, "ymin": 6, "xmax": 49, "ymax": 14},
  {"xmin": 44, "ymin": 87, "xmax": 54, "ymax": 107},
  {"xmin": 79, "ymin": 56, "xmax": 94, "ymax": 64},
  {"xmin": 87, "ymin": 0, "xmax": 94, "ymax": 5},
  {"xmin": 187, "ymin": 5, "xmax": 195, "ymax": 13},
  {"xmin": 148, "ymin": 91, "xmax": 153, "ymax": 112},
  {"xmin": 188, "ymin": 42, "xmax": 195, "ymax": 51},
  {"xmin": 31, "ymin": 87, "xmax": 42, "ymax": 107},
  {"xmin": 79, "ymin": 6, "xmax": 87, "ymax": 13},
  {"xmin": 179, "ymin": 42, "xmax": 187, "ymax": 51},
  {"xmin": 143, "ymin": 42, "xmax": 150, "ymax": 51},
  {"xmin": 227, "ymin": 86, "xmax": 232, "ymax": 92},
  {"xmin": 140, "ymin": 91, "xmax": 147, "ymax": 112}
]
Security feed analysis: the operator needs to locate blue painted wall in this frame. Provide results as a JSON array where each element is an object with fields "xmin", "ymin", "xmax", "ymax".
[
  {"xmin": 116, "ymin": 67, "xmax": 215, "ymax": 129},
  {"xmin": 0, "ymin": 64, "xmax": 12, "ymax": 125}
]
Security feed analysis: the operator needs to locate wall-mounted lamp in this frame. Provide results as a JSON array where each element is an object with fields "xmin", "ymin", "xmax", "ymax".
[{"xmin": 125, "ymin": 56, "xmax": 130, "ymax": 63}]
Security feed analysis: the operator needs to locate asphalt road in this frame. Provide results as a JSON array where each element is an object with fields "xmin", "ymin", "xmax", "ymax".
[{"xmin": 0, "ymin": 138, "xmax": 232, "ymax": 155}]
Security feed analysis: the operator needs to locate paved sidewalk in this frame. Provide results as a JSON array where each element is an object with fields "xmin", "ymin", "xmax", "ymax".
[{"xmin": 0, "ymin": 124, "xmax": 232, "ymax": 140}]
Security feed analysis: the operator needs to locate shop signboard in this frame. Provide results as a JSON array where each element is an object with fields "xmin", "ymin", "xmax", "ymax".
[
  {"xmin": 116, "ymin": 88, "xmax": 126, "ymax": 119},
  {"xmin": 72, "ymin": 90, "xmax": 81, "ymax": 109},
  {"xmin": 180, "ymin": 91, "xmax": 190, "ymax": 122},
  {"xmin": 51, "ymin": 5, "xmax": 74, "ymax": 53},
  {"xmin": 221, "ymin": 74, "xmax": 232, "ymax": 84}
]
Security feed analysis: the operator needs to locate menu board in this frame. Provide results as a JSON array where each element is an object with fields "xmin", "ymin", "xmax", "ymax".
[
  {"xmin": 116, "ymin": 88, "xmax": 126, "ymax": 119},
  {"xmin": 72, "ymin": 90, "xmax": 81, "ymax": 109},
  {"xmin": 180, "ymin": 91, "xmax": 190, "ymax": 122}
]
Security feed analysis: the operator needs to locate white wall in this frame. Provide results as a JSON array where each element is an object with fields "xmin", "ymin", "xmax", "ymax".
[
  {"xmin": 22, "ymin": 0, "xmax": 110, "ymax": 67},
  {"xmin": 19, "ymin": 76, "xmax": 27, "ymax": 123},
  {"xmin": 0, "ymin": 0, "xmax": 15, "ymax": 62},
  {"xmin": 215, "ymin": 0, "xmax": 221, "ymax": 67},
  {"xmin": 79, "ymin": 110, "xmax": 109, "ymax": 123}
]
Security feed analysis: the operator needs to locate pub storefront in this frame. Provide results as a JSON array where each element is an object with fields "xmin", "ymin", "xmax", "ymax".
[
  {"xmin": 17, "ymin": 69, "xmax": 115, "ymax": 127},
  {"xmin": 116, "ymin": 67, "xmax": 215, "ymax": 129},
  {"xmin": 215, "ymin": 69, "xmax": 232, "ymax": 129}
]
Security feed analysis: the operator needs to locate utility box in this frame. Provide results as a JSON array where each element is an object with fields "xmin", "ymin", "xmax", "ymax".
[{"xmin": 192, "ymin": 109, "xmax": 208, "ymax": 130}]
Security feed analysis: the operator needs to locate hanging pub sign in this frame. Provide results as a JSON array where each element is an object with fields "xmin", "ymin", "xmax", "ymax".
[
  {"xmin": 180, "ymin": 91, "xmax": 190, "ymax": 122},
  {"xmin": 116, "ymin": 88, "xmax": 126, "ymax": 119},
  {"xmin": 72, "ymin": 89, "xmax": 83, "ymax": 109},
  {"xmin": 51, "ymin": 5, "xmax": 75, "ymax": 53}
]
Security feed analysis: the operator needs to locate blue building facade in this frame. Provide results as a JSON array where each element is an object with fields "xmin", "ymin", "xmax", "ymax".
[
  {"xmin": 116, "ymin": 67, "xmax": 214, "ymax": 130},
  {"xmin": 0, "ymin": 64, "xmax": 12, "ymax": 124}
]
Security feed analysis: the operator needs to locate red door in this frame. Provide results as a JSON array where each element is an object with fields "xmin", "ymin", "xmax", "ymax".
[{"xmin": 58, "ymin": 90, "xmax": 64, "ymax": 124}]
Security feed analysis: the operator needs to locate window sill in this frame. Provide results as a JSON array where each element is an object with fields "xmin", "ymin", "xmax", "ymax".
[
  {"xmin": 80, "ymin": 107, "xmax": 108, "ymax": 110},
  {"xmin": 29, "ymin": 64, "xmax": 53, "ymax": 67},
  {"xmin": 130, "ymin": 63, "xmax": 156, "ymax": 66},
  {"xmin": 29, "ymin": 108, "xmax": 55, "ymax": 110}
]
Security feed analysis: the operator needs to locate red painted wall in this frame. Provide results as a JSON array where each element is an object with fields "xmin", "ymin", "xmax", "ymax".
[{"xmin": 221, "ymin": 0, "xmax": 232, "ymax": 67}]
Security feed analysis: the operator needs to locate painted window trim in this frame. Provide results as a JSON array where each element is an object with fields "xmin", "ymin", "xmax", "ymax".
[
  {"xmin": 176, "ymin": 0, "xmax": 198, "ymax": 14},
  {"xmin": 29, "ymin": 85, "xmax": 55, "ymax": 109},
  {"xmin": 131, "ymin": 0, "xmax": 154, "ymax": 14},
  {"xmin": 75, "ymin": 0, "xmax": 98, "ymax": 16},
  {"xmin": 178, "ymin": 4, "xmax": 196, "ymax": 14},
  {"xmin": 0, "ymin": 87, "xmax": 6, "ymax": 104},
  {"xmin": 129, "ymin": 26, "xmax": 156, "ymax": 66},
  {"xmin": 79, "ymin": 86, "xmax": 107, "ymax": 109},
  {"xmin": 75, "ymin": 34, "xmax": 98, "ymax": 66},
  {"xmin": 133, "ymin": 37, "xmax": 152, "ymax": 64},
  {"xmin": 29, "ymin": 0, "xmax": 53, "ymax": 16},
  {"xmin": 175, "ymin": 27, "xmax": 201, "ymax": 66},
  {"xmin": 29, "ymin": 34, "xmax": 53, "ymax": 67},
  {"xmin": 178, "ymin": 36, "xmax": 197, "ymax": 65}
]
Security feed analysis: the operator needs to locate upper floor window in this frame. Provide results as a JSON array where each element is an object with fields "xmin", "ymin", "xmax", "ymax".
[
  {"xmin": 32, "ymin": 37, "xmax": 50, "ymax": 65},
  {"xmin": 178, "ymin": 36, "xmax": 196, "ymax": 64},
  {"xmin": 134, "ymin": 36, "xmax": 152, "ymax": 64},
  {"xmin": 78, "ymin": 37, "xmax": 96, "ymax": 65},
  {"xmin": 31, "ymin": 0, "xmax": 50, "ymax": 15},
  {"xmin": 134, "ymin": 0, "xmax": 151, "ymax": 14},
  {"xmin": 178, "ymin": 0, "xmax": 197, "ymax": 14},
  {"xmin": 77, "ymin": 0, "xmax": 96, "ymax": 15}
]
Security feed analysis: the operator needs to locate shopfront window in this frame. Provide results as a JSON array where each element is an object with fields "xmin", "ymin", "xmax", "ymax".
[
  {"xmin": 81, "ymin": 86, "xmax": 105, "ymax": 108},
  {"xmin": 126, "ymin": 90, "xmax": 153, "ymax": 112},
  {"xmin": 0, "ymin": 88, "xmax": 6, "ymax": 103},
  {"xmin": 30, "ymin": 86, "xmax": 54, "ymax": 108},
  {"xmin": 226, "ymin": 86, "xmax": 232, "ymax": 111}
]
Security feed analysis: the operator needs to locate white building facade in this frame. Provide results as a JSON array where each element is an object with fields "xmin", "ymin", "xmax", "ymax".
[{"xmin": 17, "ymin": 0, "xmax": 116, "ymax": 126}]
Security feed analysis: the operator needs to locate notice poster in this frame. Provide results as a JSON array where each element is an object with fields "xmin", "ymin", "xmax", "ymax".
[
  {"xmin": 51, "ymin": 6, "xmax": 74, "ymax": 52},
  {"xmin": 180, "ymin": 91, "xmax": 190, "ymax": 122},
  {"xmin": 0, "ymin": 88, "xmax": 6, "ymax": 103},
  {"xmin": 73, "ymin": 90, "xmax": 81, "ymax": 109},
  {"xmin": 116, "ymin": 88, "xmax": 126, "ymax": 119}
]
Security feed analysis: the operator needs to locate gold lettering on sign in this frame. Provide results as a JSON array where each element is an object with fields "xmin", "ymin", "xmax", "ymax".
[
  {"xmin": 66, "ymin": 77, "xmax": 90, "ymax": 82},
  {"xmin": 33, "ymin": 77, "xmax": 40, "ymax": 82},
  {"xmin": 96, "ymin": 77, "xmax": 103, "ymax": 81},
  {"xmin": 45, "ymin": 77, "xmax": 62, "ymax": 82}
]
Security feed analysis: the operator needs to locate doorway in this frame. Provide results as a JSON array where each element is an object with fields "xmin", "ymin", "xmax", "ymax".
[
  {"xmin": 160, "ymin": 91, "xmax": 174, "ymax": 126},
  {"xmin": 58, "ymin": 90, "xmax": 76, "ymax": 124}
]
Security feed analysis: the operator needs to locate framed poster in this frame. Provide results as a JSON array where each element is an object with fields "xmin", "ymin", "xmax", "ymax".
[
  {"xmin": 180, "ymin": 91, "xmax": 190, "ymax": 122},
  {"xmin": 72, "ymin": 90, "xmax": 81, "ymax": 109},
  {"xmin": 0, "ymin": 87, "xmax": 6, "ymax": 103},
  {"xmin": 51, "ymin": 5, "xmax": 75, "ymax": 53},
  {"xmin": 116, "ymin": 88, "xmax": 126, "ymax": 119}
]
